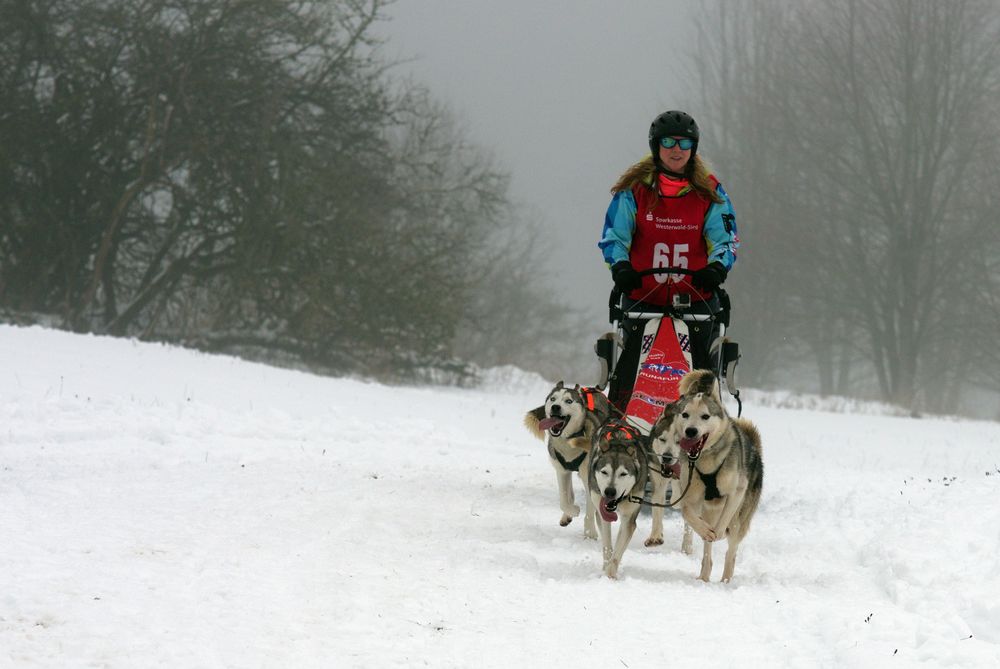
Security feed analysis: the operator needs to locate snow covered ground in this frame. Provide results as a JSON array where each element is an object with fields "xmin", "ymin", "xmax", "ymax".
[{"xmin": 1, "ymin": 324, "xmax": 999, "ymax": 668}]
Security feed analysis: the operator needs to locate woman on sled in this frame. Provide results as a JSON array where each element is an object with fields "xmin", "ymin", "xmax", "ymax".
[{"xmin": 598, "ymin": 110, "xmax": 739, "ymax": 411}]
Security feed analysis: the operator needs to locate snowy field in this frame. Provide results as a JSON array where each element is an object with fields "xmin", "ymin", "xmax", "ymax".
[{"xmin": 1, "ymin": 324, "xmax": 999, "ymax": 668}]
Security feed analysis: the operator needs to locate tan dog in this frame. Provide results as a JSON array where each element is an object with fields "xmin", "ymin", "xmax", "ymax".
[
  {"xmin": 656, "ymin": 370, "xmax": 763, "ymax": 582},
  {"xmin": 525, "ymin": 382, "xmax": 614, "ymax": 538}
]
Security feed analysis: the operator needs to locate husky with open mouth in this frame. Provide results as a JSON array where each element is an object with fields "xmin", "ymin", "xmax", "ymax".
[
  {"xmin": 525, "ymin": 382, "xmax": 614, "ymax": 538},
  {"xmin": 647, "ymin": 404, "xmax": 693, "ymax": 553},
  {"xmin": 666, "ymin": 369, "xmax": 763, "ymax": 582},
  {"xmin": 588, "ymin": 419, "xmax": 648, "ymax": 579}
]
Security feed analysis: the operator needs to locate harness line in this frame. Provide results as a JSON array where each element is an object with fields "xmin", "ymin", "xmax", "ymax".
[{"xmin": 627, "ymin": 458, "xmax": 696, "ymax": 509}]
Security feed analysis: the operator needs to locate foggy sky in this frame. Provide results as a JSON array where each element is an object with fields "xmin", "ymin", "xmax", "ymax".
[{"xmin": 377, "ymin": 0, "xmax": 706, "ymax": 327}]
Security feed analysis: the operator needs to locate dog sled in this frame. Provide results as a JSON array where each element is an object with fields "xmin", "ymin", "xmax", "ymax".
[{"xmin": 594, "ymin": 267, "xmax": 742, "ymax": 434}]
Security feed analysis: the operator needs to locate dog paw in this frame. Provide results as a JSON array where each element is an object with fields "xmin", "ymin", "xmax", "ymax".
[
  {"xmin": 644, "ymin": 536, "xmax": 664, "ymax": 547},
  {"xmin": 559, "ymin": 515, "xmax": 573, "ymax": 527},
  {"xmin": 584, "ymin": 528, "xmax": 598, "ymax": 540},
  {"xmin": 560, "ymin": 504, "xmax": 581, "ymax": 517},
  {"xmin": 696, "ymin": 527, "xmax": 717, "ymax": 542}
]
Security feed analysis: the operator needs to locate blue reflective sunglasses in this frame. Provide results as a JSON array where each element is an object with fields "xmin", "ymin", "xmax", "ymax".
[{"xmin": 660, "ymin": 137, "xmax": 695, "ymax": 150}]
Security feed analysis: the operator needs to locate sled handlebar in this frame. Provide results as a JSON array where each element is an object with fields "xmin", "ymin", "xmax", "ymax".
[
  {"xmin": 608, "ymin": 266, "xmax": 720, "ymax": 325},
  {"xmin": 608, "ymin": 267, "xmax": 695, "ymax": 314},
  {"xmin": 637, "ymin": 267, "xmax": 695, "ymax": 277}
]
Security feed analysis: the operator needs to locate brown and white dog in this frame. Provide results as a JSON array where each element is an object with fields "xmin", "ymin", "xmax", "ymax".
[
  {"xmin": 525, "ymin": 382, "xmax": 614, "ymax": 538},
  {"xmin": 651, "ymin": 370, "xmax": 763, "ymax": 582}
]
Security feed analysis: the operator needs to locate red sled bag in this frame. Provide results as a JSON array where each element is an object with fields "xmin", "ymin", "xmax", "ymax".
[{"xmin": 624, "ymin": 317, "xmax": 692, "ymax": 434}]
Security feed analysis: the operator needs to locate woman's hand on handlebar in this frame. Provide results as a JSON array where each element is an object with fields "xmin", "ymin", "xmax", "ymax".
[{"xmin": 611, "ymin": 261, "xmax": 642, "ymax": 292}]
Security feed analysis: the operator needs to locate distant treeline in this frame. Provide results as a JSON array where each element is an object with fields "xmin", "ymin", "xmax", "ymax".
[
  {"xmin": 0, "ymin": 0, "xmax": 574, "ymax": 381},
  {"xmin": 693, "ymin": 0, "xmax": 1000, "ymax": 414}
]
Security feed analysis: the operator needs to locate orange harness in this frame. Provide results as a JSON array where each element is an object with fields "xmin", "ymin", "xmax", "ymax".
[
  {"xmin": 578, "ymin": 386, "xmax": 600, "ymax": 412},
  {"xmin": 596, "ymin": 419, "xmax": 643, "ymax": 456}
]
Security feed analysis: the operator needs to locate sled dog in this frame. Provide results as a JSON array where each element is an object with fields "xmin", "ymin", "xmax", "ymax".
[
  {"xmin": 658, "ymin": 369, "xmax": 763, "ymax": 582},
  {"xmin": 647, "ymin": 404, "xmax": 694, "ymax": 553},
  {"xmin": 525, "ymin": 382, "xmax": 614, "ymax": 538},
  {"xmin": 588, "ymin": 420, "xmax": 648, "ymax": 579}
]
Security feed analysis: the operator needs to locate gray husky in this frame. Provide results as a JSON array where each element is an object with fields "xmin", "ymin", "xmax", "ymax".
[
  {"xmin": 525, "ymin": 382, "xmax": 614, "ymax": 538},
  {"xmin": 651, "ymin": 369, "xmax": 763, "ymax": 582},
  {"xmin": 647, "ymin": 405, "xmax": 694, "ymax": 553},
  {"xmin": 588, "ymin": 420, "xmax": 648, "ymax": 579}
]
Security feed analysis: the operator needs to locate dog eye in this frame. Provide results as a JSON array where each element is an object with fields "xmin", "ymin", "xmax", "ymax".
[
  {"xmin": 701, "ymin": 414, "xmax": 710, "ymax": 420},
  {"xmin": 681, "ymin": 412, "xmax": 689, "ymax": 418}
]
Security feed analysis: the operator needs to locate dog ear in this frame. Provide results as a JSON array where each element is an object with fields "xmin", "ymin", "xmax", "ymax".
[
  {"xmin": 705, "ymin": 375, "xmax": 722, "ymax": 403},
  {"xmin": 524, "ymin": 405, "xmax": 546, "ymax": 440},
  {"xmin": 650, "ymin": 400, "xmax": 679, "ymax": 435},
  {"xmin": 555, "ymin": 380, "xmax": 564, "ymax": 389}
]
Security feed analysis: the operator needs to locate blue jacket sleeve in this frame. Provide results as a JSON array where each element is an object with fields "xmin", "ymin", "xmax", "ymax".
[
  {"xmin": 598, "ymin": 190, "xmax": 636, "ymax": 267},
  {"xmin": 703, "ymin": 183, "xmax": 739, "ymax": 271}
]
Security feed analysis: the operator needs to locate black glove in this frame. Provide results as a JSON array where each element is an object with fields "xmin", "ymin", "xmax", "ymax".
[
  {"xmin": 611, "ymin": 261, "xmax": 642, "ymax": 292},
  {"xmin": 690, "ymin": 262, "xmax": 728, "ymax": 291}
]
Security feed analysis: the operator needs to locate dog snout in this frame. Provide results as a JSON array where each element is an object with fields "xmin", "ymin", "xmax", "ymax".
[
  {"xmin": 685, "ymin": 427, "xmax": 699, "ymax": 438},
  {"xmin": 550, "ymin": 405, "xmax": 562, "ymax": 416},
  {"xmin": 603, "ymin": 487, "xmax": 616, "ymax": 498}
]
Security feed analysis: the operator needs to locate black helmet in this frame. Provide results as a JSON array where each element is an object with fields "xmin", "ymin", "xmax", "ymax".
[{"xmin": 648, "ymin": 110, "xmax": 700, "ymax": 160}]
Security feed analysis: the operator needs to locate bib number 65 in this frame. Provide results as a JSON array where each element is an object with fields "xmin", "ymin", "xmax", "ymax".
[{"xmin": 652, "ymin": 243, "xmax": 689, "ymax": 283}]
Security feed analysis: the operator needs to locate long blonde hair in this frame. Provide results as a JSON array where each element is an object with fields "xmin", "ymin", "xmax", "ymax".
[{"xmin": 611, "ymin": 154, "xmax": 723, "ymax": 207}]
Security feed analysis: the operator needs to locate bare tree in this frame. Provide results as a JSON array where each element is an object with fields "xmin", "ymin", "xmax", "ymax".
[
  {"xmin": 693, "ymin": 0, "xmax": 803, "ymax": 389},
  {"xmin": 793, "ymin": 0, "xmax": 1000, "ymax": 408},
  {"xmin": 695, "ymin": 0, "xmax": 1000, "ymax": 411},
  {"xmin": 0, "ymin": 0, "xmax": 579, "ymax": 380},
  {"xmin": 0, "ymin": 0, "xmax": 394, "ymax": 330}
]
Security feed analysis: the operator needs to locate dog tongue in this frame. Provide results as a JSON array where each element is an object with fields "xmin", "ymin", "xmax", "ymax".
[
  {"xmin": 667, "ymin": 462, "xmax": 682, "ymax": 479},
  {"xmin": 599, "ymin": 498, "xmax": 618, "ymax": 523},
  {"xmin": 679, "ymin": 435, "xmax": 705, "ymax": 457},
  {"xmin": 538, "ymin": 417, "xmax": 566, "ymax": 432}
]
